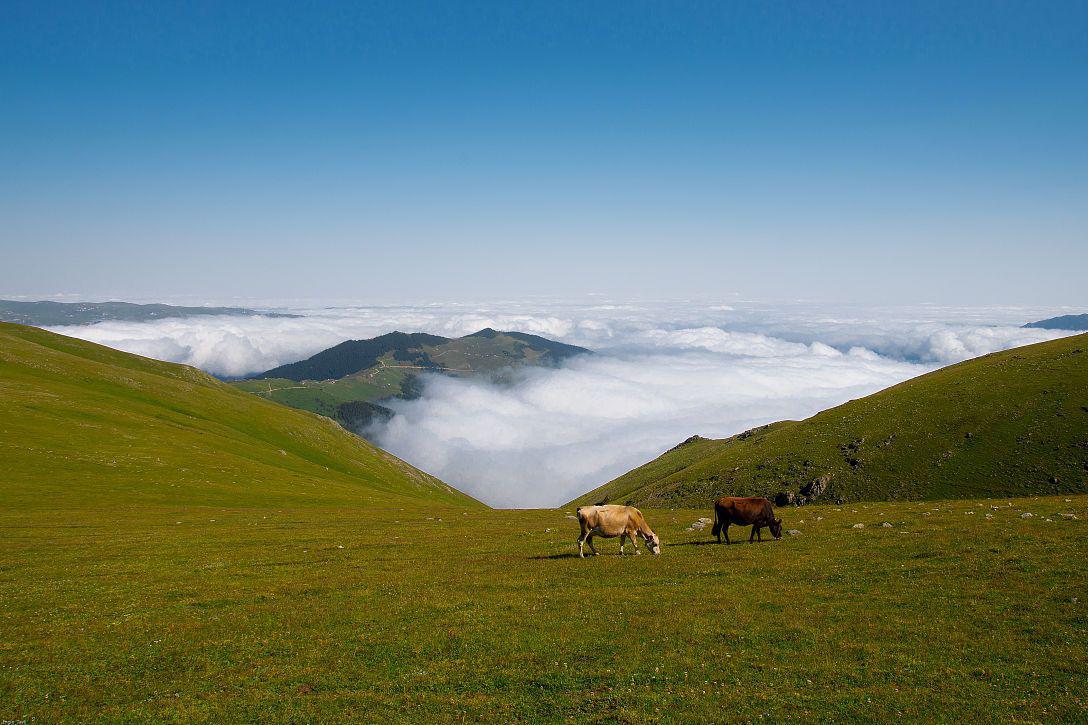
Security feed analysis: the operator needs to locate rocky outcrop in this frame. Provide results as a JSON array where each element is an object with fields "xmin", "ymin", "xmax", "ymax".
[{"xmin": 801, "ymin": 474, "xmax": 832, "ymax": 500}]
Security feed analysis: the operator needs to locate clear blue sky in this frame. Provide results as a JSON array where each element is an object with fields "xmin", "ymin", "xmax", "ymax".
[{"xmin": 2, "ymin": 2, "xmax": 1085, "ymax": 304}]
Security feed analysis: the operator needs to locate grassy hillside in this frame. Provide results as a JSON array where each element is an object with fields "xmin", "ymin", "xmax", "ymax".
[
  {"xmin": 2, "ymin": 323, "xmax": 1086, "ymax": 720},
  {"xmin": 572, "ymin": 333, "xmax": 1088, "ymax": 508},
  {"xmin": 231, "ymin": 328, "xmax": 591, "ymax": 427},
  {"xmin": 0, "ymin": 322, "xmax": 478, "ymax": 509}
]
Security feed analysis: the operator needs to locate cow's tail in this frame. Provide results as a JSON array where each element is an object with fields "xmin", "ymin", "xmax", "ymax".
[{"xmin": 711, "ymin": 505, "xmax": 723, "ymax": 537}]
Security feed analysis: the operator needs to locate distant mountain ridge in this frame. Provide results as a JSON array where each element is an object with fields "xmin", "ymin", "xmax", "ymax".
[
  {"xmin": 0, "ymin": 299, "xmax": 297, "ymax": 326},
  {"xmin": 1024, "ymin": 314, "xmax": 1088, "ymax": 331},
  {"xmin": 232, "ymin": 328, "xmax": 591, "ymax": 430},
  {"xmin": 252, "ymin": 328, "xmax": 588, "ymax": 382},
  {"xmin": 257, "ymin": 331, "xmax": 452, "ymax": 381},
  {"xmin": 570, "ymin": 333, "xmax": 1088, "ymax": 508}
]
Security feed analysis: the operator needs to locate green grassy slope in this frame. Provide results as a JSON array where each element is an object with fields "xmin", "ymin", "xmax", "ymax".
[
  {"xmin": 572, "ymin": 334, "xmax": 1088, "ymax": 508},
  {"xmin": 2, "ymin": 327, "xmax": 1086, "ymax": 721},
  {"xmin": 230, "ymin": 374, "xmax": 397, "ymax": 420},
  {"xmin": 0, "ymin": 323, "xmax": 479, "ymax": 509}
]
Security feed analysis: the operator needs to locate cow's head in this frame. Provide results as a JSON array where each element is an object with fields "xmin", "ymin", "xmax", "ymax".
[
  {"xmin": 770, "ymin": 518, "xmax": 783, "ymax": 540},
  {"xmin": 644, "ymin": 531, "xmax": 662, "ymax": 555}
]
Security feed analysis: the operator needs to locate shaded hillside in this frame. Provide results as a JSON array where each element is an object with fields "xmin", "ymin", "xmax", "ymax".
[
  {"xmin": 0, "ymin": 299, "xmax": 296, "ymax": 326},
  {"xmin": 570, "ymin": 334, "xmax": 1088, "ymax": 508},
  {"xmin": 0, "ymin": 323, "xmax": 479, "ymax": 509},
  {"xmin": 1025, "ymin": 314, "xmax": 1088, "ymax": 331},
  {"xmin": 232, "ymin": 328, "xmax": 590, "ymax": 426},
  {"xmin": 257, "ymin": 332, "xmax": 450, "ymax": 381}
]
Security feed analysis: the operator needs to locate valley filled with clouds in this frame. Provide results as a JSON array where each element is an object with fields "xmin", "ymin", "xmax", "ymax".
[{"xmin": 48, "ymin": 299, "xmax": 1078, "ymax": 507}]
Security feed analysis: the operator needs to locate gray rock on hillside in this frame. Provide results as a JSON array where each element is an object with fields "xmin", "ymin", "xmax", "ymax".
[{"xmin": 801, "ymin": 475, "xmax": 831, "ymax": 499}]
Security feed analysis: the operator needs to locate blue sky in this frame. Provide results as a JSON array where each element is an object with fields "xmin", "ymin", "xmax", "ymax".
[{"xmin": 2, "ymin": 2, "xmax": 1085, "ymax": 303}]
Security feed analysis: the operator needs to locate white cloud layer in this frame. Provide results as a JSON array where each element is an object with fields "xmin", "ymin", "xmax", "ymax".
[
  {"xmin": 374, "ymin": 345, "xmax": 923, "ymax": 507},
  {"xmin": 46, "ymin": 299, "xmax": 1080, "ymax": 507}
]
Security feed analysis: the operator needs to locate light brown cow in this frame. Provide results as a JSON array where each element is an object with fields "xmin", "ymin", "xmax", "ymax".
[{"xmin": 576, "ymin": 504, "xmax": 661, "ymax": 558}]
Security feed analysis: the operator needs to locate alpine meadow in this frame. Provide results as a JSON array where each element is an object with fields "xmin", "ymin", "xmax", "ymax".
[
  {"xmin": 3, "ymin": 322, "xmax": 1087, "ymax": 721},
  {"xmin": 3, "ymin": 2, "xmax": 1088, "ymax": 722}
]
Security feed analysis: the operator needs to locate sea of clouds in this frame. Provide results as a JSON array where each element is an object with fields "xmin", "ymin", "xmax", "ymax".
[{"xmin": 47, "ymin": 299, "xmax": 1079, "ymax": 507}]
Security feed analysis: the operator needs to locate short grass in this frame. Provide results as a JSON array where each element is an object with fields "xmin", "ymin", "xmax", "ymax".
[
  {"xmin": 4, "ymin": 323, "xmax": 1087, "ymax": 721},
  {"xmin": 230, "ymin": 373, "xmax": 403, "ymax": 418},
  {"xmin": 2, "ymin": 496, "xmax": 1086, "ymax": 722}
]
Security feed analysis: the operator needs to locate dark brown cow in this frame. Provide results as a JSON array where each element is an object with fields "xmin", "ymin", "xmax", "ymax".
[{"xmin": 712, "ymin": 496, "xmax": 782, "ymax": 544}]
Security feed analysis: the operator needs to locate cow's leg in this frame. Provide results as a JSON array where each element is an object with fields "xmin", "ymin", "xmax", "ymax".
[
  {"xmin": 629, "ymin": 530, "xmax": 641, "ymax": 555},
  {"xmin": 578, "ymin": 534, "xmax": 586, "ymax": 558},
  {"xmin": 588, "ymin": 534, "xmax": 599, "ymax": 556},
  {"xmin": 619, "ymin": 532, "xmax": 627, "ymax": 556},
  {"xmin": 723, "ymin": 523, "xmax": 730, "ymax": 544},
  {"xmin": 757, "ymin": 526, "xmax": 763, "ymax": 542},
  {"xmin": 749, "ymin": 526, "xmax": 757, "ymax": 543}
]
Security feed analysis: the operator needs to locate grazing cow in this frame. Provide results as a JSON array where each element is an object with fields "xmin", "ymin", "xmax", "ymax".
[
  {"xmin": 576, "ymin": 504, "xmax": 661, "ymax": 558},
  {"xmin": 712, "ymin": 496, "xmax": 782, "ymax": 544}
]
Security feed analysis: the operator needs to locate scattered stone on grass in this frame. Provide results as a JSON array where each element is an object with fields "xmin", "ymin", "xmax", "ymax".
[
  {"xmin": 1021, "ymin": 512, "xmax": 1034, "ymax": 519},
  {"xmin": 786, "ymin": 529, "xmax": 802, "ymax": 536},
  {"xmin": 882, "ymin": 522, "xmax": 893, "ymax": 528},
  {"xmin": 852, "ymin": 523, "xmax": 865, "ymax": 529}
]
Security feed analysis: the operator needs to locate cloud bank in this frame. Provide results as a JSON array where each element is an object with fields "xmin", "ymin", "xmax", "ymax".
[
  {"xmin": 373, "ymin": 343, "xmax": 923, "ymax": 507},
  {"xmin": 45, "ymin": 299, "xmax": 1080, "ymax": 507}
]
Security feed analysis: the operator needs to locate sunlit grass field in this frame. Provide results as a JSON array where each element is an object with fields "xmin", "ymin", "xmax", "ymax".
[{"xmin": 3, "ymin": 495, "xmax": 1085, "ymax": 722}]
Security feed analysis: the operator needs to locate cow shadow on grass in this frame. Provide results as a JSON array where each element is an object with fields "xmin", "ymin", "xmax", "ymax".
[{"xmin": 530, "ymin": 551, "xmax": 651, "ymax": 559}]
